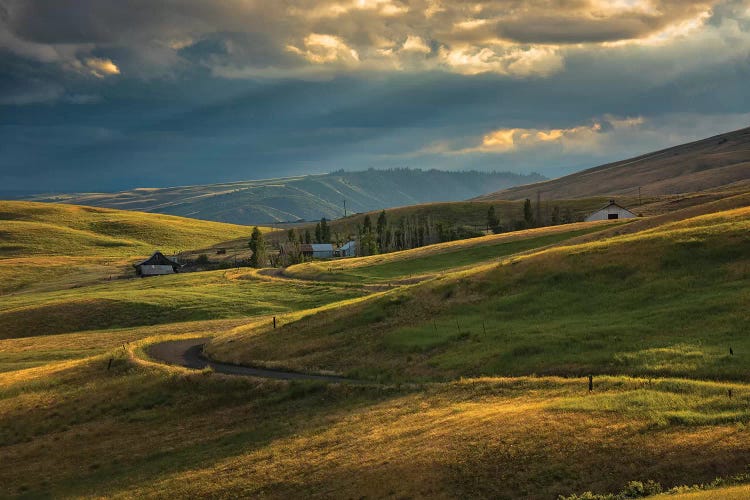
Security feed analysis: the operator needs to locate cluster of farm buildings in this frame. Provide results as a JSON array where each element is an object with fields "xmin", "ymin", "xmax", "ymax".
[{"xmin": 135, "ymin": 201, "xmax": 636, "ymax": 277}]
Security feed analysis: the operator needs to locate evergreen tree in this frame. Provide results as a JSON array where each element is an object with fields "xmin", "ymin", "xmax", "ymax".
[
  {"xmin": 319, "ymin": 217, "xmax": 330, "ymax": 243},
  {"xmin": 523, "ymin": 198, "xmax": 535, "ymax": 228},
  {"xmin": 287, "ymin": 228, "xmax": 297, "ymax": 243},
  {"xmin": 487, "ymin": 205, "xmax": 500, "ymax": 233},
  {"xmin": 304, "ymin": 229, "xmax": 312, "ymax": 244},
  {"xmin": 551, "ymin": 206, "xmax": 561, "ymax": 225},
  {"xmin": 376, "ymin": 210, "xmax": 387, "ymax": 249},
  {"xmin": 248, "ymin": 226, "xmax": 267, "ymax": 268},
  {"xmin": 314, "ymin": 222, "xmax": 322, "ymax": 243},
  {"xmin": 363, "ymin": 214, "xmax": 372, "ymax": 235}
]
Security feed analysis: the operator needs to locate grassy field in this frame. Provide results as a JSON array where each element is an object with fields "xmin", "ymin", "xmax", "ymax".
[
  {"xmin": 3, "ymin": 196, "xmax": 750, "ymax": 498},
  {"xmin": 0, "ymin": 268, "xmax": 364, "ymax": 339},
  {"xmin": 209, "ymin": 206, "xmax": 750, "ymax": 383},
  {"xmin": 3, "ymin": 359, "xmax": 750, "ymax": 498},
  {"xmin": 284, "ymin": 222, "xmax": 621, "ymax": 283},
  {"xmin": 0, "ymin": 201, "xmax": 264, "ymax": 295}
]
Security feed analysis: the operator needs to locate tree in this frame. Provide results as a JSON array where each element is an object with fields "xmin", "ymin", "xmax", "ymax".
[
  {"xmin": 304, "ymin": 229, "xmax": 312, "ymax": 244},
  {"xmin": 363, "ymin": 214, "xmax": 372, "ymax": 234},
  {"xmin": 314, "ymin": 222, "xmax": 322, "ymax": 243},
  {"xmin": 287, "ymin": 229, "xmax": 297, "ymax": 243},
  {"xmin": 376, "ymin": 210, "xmax": 388, "ymax": 251},
  {"xmin": 320, "ymin": 217, "xmax": 331, "ymax": 242},
  {"xmin": 248, "ymin": 226, "xmax": 267, "ymax": 268},
  {"xmin": 315, "ymin": 217, "xmax": 330, "ymax": 243},
  {"xmin": 550, "ymin": 205, "xmax": 561, "ymax": 225},
  {"xmin": 523, "ymin": 198, "xmax": 535, "ymax": 228},
  {"xmin": 487, "ymin": 205, "xmax": 500, "ymax": 233}
]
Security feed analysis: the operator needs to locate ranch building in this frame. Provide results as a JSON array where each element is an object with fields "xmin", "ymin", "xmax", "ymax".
[
  {"xmin": 134, "ymin": 251, "xmax": 181, "ymax": 276},
  {"xmin": 584, "ymin": 200, "xmax": 637, "ymax": 222},
  {"xmin": 300, "ymin": 243, "xmax": 335, "ymax": 259}
]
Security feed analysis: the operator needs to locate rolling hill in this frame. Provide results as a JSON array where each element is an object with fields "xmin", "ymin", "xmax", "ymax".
[
  {"xmin": 26, "ymin": 169, "xmax": 544, "ymax": 225},
  {"xmin": 476, "ymin": 126, "xmax": 750, "ymax": 201},
  {"xmin": 3, "ymin": 189, "xmax": 750, "ymax": 498}
]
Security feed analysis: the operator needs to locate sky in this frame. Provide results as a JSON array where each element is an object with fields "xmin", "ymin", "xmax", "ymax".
[{"xmin": 1, "ymin": 0, "xmax": 749, "ymax": 192}]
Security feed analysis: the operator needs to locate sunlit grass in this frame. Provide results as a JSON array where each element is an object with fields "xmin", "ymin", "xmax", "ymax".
[
  {"xmin": 210, "ymin": 206, "xmax": 750, "ymax": 383},
  {"xmin": 284, "ymin": 221, "xmax": 620, "ymax": 283}
]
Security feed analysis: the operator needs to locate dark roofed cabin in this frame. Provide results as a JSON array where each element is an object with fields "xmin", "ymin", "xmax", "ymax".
[{"xmin": 134, "ymin": 251, "xmax": 181, "ymax": 276}]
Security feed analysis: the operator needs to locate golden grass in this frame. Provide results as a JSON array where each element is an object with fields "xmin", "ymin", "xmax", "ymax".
[
  {"xmin": 207, "ymin": 204, "xmax": 750, "ymax": 382},
  {"xmin": 0, "ymin": 200, "xmax": 257, "ymax": 260},
  {"xmin": 4, "ymin": 367, "xmax": 749, "ymax": 498},
  {"xmin": 284, "ymin": 220, "xmax": 621, "ymax": 282}
]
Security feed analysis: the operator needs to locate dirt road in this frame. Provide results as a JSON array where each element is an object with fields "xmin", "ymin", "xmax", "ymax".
[{"xmin": 147, "ymin": 338, "xmax": 355, "ymax": 383}]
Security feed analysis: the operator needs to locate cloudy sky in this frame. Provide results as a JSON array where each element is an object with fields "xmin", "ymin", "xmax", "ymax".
[{"xmin": 1, "ymin": 0, "xmax": 749, "ymax": 192}]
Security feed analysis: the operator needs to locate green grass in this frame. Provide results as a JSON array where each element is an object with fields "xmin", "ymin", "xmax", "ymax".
[
  {"xmin": 0, "ymin": 201, "xmax": 256, "ymax": 259},
  {"xmin": 3, "ymin": 359, "xmax": 750, "ymax": 498},
  {"xmin": 343, "ymin": 226, "xmax": 611, "ymax": 281},
  {"xmin": 210, "ymin": 206, "xmax": 750, "ymax": 383},
  {"xmin": 284, "ymin": 222, "xmax": 619, "ymax": 283},
  {"xmin": 4, "ymin": 197, "xmax": 750, "ymax": 498},
  {"xmin": 0, "ymin": 269, "xmax": 363, "ymax": 339}
]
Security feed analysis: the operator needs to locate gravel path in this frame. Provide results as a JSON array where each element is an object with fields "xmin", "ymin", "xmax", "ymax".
[{"xmin": 147, "ymin": 338, "xmax": 355, "ymax": 383}]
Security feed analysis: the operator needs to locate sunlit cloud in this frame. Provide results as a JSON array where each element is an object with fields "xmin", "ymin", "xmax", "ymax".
[
  {"xmin": 83, "ymin": 57, "xmax": 120, "ymax": 78},
  {"xmin": 438, "ymin": 45, "xmax": 563, "ymax": 76},
  {"xmin": 287, "ymin": 34, "xmax": 360, "ymax": 65},
  {"xmin": 402, "ymin": 35, "xmax": 431, "ymax": 53},
  {"xmin": 438, "ymin": 116, "xmax": 647, "ymax": 155}
]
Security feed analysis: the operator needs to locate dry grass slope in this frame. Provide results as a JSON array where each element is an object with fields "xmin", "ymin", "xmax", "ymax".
[{"xmin": 477, "ymin": 126, "xmax": 750, "ymax": 200}]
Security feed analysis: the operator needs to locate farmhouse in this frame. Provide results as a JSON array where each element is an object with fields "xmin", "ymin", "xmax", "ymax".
[
  {"xmin": 335, "ymin": 241, "xmax": 357, "ymax": 257},
  {"xmin": 584, "ymin": 200, "xmax": 637, "ymax": 222},
  {"xmin": 300, "ymin": 244, "xmax": 334, "ymax": 259},
  {"xmin": 134, "ymin": 251, "xmax": 181, "ymax": 276}
]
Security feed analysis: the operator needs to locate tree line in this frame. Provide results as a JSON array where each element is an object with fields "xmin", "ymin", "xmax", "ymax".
[{"xmin": 249, "ymin": 198, "xmax": 580, "ymax": 267}]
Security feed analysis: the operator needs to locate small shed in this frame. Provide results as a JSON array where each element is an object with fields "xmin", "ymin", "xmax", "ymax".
[
  {"xmin": 584, "ymin": 200, "xmax": 637, "ymax": 222},
  {"xmin": 300, "ymin": 244, "xmax": 334, "ymax": 259},
  {"xmin": 336, "ymin": 241, "xmax": 357, "ymax": 257},
  {"xmin": 134, "ymin": 251, "xmax": 181, "ymax": 276}
]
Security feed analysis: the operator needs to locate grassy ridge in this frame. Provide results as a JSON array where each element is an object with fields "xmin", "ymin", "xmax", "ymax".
[
  {"xmin": 284, "ymin": 222, "xmax": 619, "ymax": 283},
  {"xmin": 209, "ymin": 206, "xmax": 750, "ymax": 382},
  {"xmin": 0, "ymin": 201, "xmax": 255, "ymax": 258},
  {"xmin": 0, "ymin": 269, "xmax": 363, "ymax": 339},
  {"xmin": 0, "ymin": 201, "xmax": 264, "ymax": 295},
  {"xmin": 2, "ymin": 358, "xmax": 750, "ymax": 498},
  {"xmin": 3, "ymin": 196, "xmax": 750, "ymax": 498}
]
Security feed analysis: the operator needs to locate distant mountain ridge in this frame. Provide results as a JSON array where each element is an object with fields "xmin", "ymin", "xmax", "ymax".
[
  {"xmin": 475, "ymin": 126, "xmax": 750, "ymax": 201},
  {"xmin": 27, "ymin": 169, "xmax": 544, "ymax": 225}
]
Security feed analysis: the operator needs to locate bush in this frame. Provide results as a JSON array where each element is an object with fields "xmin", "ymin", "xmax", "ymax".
[{"xmin": 196, "ymin": 254, "xmax": 210, "ymax": 265}]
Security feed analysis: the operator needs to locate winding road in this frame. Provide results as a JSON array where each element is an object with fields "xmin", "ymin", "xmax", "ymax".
[{"xmin": 147, "ymin": 338, "xmax": 355, "ymax": 383}]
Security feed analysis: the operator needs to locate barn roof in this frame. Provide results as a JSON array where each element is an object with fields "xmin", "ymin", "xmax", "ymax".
[
  {"xmin": 596, "ymin": 199, "xmax": 633, "ymax": 212},
  {"xmin": 134, "ymin": 251, "xmax": 180, "ymax": 268}
]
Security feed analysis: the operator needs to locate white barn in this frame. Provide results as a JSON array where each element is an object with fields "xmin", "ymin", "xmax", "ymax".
[{"xmin": 585, "ymin": 200, "xmax": 637, "ymax": 222}]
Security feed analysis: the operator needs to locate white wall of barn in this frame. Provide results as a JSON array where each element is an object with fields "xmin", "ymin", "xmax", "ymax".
[{"xmin": 584, "ymin": 206, "xmax": 636, "ymax": 222}]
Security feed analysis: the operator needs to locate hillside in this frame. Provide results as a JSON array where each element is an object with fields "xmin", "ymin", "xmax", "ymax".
[
  {"xmin": 3, "ymin": 190, "xmax": 750, "ymax": 498},
  {"xmin": 476, "ymin": 126, "xmax": 750, "ymax": 201},
  {"xmin": 0, "ymin": 201, "xmax": 257, "ymax": 295},
  {"xmin": 27, "ymin": 169, "xmax": 544, "ymax": 225},
  {"xmin": 208, "ymin": 201, "xmax": 750, "ymax": 382}
]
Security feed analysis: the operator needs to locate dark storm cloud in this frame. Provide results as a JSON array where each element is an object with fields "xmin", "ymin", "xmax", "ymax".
[{"xmin": 0, "ymin": 0, "xmax": 749, "ymax": 190}]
